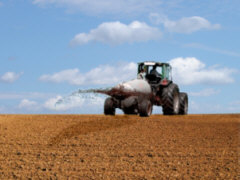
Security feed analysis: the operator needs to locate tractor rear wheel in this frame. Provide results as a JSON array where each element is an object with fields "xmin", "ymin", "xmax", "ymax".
[
  {"xmin": 179, "ymin": 92, "xmax": 188, "ymax": 115},
  {"xmin": 138, "ymin": 99, "xmax": 152, "ymax": 117},
  {"xmin": 104, "ymin": 97, "xmax": 115, "ymax": 115},
  {"xmin": 162, "ymin": 83, "xmax": 180, "ymax": 115}
]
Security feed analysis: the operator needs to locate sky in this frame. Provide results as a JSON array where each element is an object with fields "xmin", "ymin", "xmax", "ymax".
[{"xmin": 0, "ymin": 0, "xmax": 239, "ymax": 114}]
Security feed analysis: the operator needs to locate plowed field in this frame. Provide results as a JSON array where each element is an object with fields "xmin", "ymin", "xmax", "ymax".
[{"xmin": 0, "ymin": 114, "xmax": 239, "ymax": 179}]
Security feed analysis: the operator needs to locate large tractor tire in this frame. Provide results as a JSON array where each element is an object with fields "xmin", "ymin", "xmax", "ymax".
[
  {"xmin": 138, "ymin": 99, "xmax": 152, "ymax": 117},
  {"xmin": 179, "ymin": 92, "xmax": 188, "ymax": 115},
  {"xmin": 104, "ymin": 97, "xmax": 115, "ymax": 115},
  {"xmin": 162, "ymin": 83, "xmax": 180, "ymax": 115}
]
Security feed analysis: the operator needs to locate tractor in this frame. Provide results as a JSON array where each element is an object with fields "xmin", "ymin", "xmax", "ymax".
[{"xmin": 103, "ymin": 61, "xmax": 188, "ymax": 117}]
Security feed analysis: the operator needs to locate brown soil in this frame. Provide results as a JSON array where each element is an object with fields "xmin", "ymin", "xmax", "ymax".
[{"xmin": 0, "ymin": 114, "xmax": 239, "ymax": 179}]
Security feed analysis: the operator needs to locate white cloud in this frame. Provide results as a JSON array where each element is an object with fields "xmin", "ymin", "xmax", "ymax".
[
  {"xmin": 0, "ymin": 72, "xmax": 23, "ymax": 83},
  {"xmin": 18, "ymin": 99, "xmax": 39, "ymax": 110},
  {"xmin": 33, "ymin": 0, "xmax": 161, "ymax": 15},
  {"xmin": 189, "ymin": 88, "xmax": 220, "ymax": 97},
  {"xmin": 0, "ymin": 2, "xmax": 3, "ymax": 7},
  {"xmin": 71, "ymin": 21, "xmax": 161, "ymax": 45},
  {"xmin": 169, "ymin": 57, "xmax": 236, "ymax": 85},
  {"xmin": 40, "ymin": 69, "xmax": 82, "ymax": 84},
  {"xmin": 40, "ymin": 59, "xmax": 236, "ymax": 86},
  {"xmin": 40, "ymin": 62, "xmax": 137, "ymax": 85},
  {"xmin": 150, "ymin": 13, "xmax": 220, "ymax": 33}
]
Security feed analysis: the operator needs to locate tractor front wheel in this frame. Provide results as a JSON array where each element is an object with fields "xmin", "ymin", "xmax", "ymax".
[{"xmin": 162, "ymin": 83, "xmax": 180, "ymax": 115}]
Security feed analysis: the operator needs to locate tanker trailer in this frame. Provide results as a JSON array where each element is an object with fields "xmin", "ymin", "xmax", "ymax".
[{"xmin": 102, "ymin": 79, "xmax": 153, "ymax": 117}]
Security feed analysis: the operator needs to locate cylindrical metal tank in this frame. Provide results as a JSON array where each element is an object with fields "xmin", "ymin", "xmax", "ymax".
[{"xmin": 115, "ymin": 79, "xmax": 152, "ymax": 94}]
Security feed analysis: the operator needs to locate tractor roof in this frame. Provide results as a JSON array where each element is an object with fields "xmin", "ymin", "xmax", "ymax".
[{"xmin": 138, "ymin": 61, "xmax": 170, "ymax": 67}]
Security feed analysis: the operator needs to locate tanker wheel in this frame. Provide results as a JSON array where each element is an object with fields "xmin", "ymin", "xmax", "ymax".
[
  {"xmin": 104, "ymin": 97, "xmax": 115, "ymax": 115},
  {"xmin": 179, "ymin": 92, "xmax": 188, "ymax": 115},
  {"xmin": 138, "ymin": 99, "xmax": 152, "ymax": 117},
  {"xmin": 162, "ymin": 83, "xmax": 180, "ymax": 115}
]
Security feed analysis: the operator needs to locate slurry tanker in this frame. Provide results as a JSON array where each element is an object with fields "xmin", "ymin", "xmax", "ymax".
[{"xmin": 98, "ymin": 61, "xmax": 188, "ymax": 117}]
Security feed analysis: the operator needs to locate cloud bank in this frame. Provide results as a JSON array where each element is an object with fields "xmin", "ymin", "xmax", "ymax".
[
  {"xmin": 18, "ymin": 99, "xmax": 38, "ymax": 109},
  {"xmin": 0, "ymin": 72, "xmax": 23, "ymax": 83},
  {"xmin": 150, "ymin": 13, "xmax": 220, "ymax": 33},
  {"xmin": 40, "ymin": 62, "xmax": 137, "ymax": 86},
  {"xmin": 70, "ymin": 21, "xmax": 161, "ymax": 45},
  {"xmin": 169, "ymin": 57, "xmax": 235, "ymax": 85},
  {"xmin": 71, "ymin": 16, "xmax": 219, "ymax": 45},
  {"xmin": 40, "ymin": 58, "xmax": 236, "ymax": 86}
]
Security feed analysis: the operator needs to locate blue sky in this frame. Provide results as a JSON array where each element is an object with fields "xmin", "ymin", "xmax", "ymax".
[{"xmin": 0, "ymin": 0, "xmax": 239, "ymax": 114}]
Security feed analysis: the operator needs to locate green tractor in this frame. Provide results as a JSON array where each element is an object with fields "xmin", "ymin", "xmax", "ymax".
[
  {"xmin": 138, "ymin": 61, "xmax": 188, "ymax": 115},
  {"xmin": 103, "ymin": 61, "xmax": 188, "ymax": 116}
]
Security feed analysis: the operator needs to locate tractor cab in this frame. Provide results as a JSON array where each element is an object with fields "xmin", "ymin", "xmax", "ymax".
[{"xmin": 138, "ymin": 61, "xmax": 172, "ymax": 86}]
